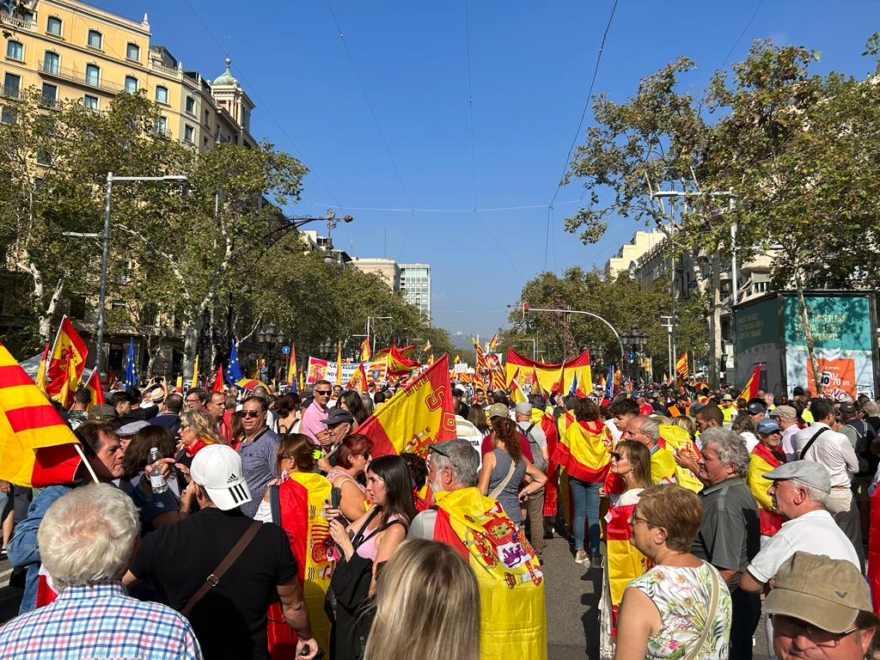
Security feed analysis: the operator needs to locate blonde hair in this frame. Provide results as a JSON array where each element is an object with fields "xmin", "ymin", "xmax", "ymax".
[
  {"xmin": 363, "ymin": 539, "xmax": 480, "ymax": 660},
  {"xmin": 180, "ymin": 409, "xmax": 221, "ymax": 444}
]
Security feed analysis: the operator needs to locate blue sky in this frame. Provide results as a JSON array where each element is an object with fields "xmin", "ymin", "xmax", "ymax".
[{"xmin": 99, "ymin": 0, "xmax": 879, "ymax": 341}]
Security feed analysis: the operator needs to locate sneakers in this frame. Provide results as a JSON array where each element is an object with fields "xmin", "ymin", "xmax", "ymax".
[
  {"xmin": 590, "ymin": 554, "xmax": 603, "ymax": 570},
  {"xmin": 574, "ymin": 550, "xmax": 588, "ymax": 565}
]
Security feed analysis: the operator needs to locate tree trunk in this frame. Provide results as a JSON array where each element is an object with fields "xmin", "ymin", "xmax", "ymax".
[
  {"xmin": 182, "ymin": 323, "xmax": 199, "ymax": 381},
  {"xmin": 708, "ymin": 253, "xmax": 723, "ymax": 389},
  {"xmin": 795, "ymin": 276, "xmax": 823, "ymax": 396}
]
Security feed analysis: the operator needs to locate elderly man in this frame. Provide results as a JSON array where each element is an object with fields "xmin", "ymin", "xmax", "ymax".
[
  {"xmin": 0, "ymin": 484, "xmax": 202, "ymax": 658},
  {"xmin": 514, "ymin": 401, "xmax": 548, "ymax": 559},
  {"xmin": 692, "ymin": 427, "xmax": 761, "ymax": 660},
  {"xmin": 768, "ymin": 405, "xmax": 800, "ymax": 462},
  {"xmin": 125, "ymin": 445, "xmax": 317, "ymax": 660},
  {"xmin": 8, "ymin": 421, "xmax": 125, "ymax": 613},
  {"xmin": 409, "ymin": 439, "xmax": 546, "ymax": 660},
  {"xmin": 764, "ymin": 552, "xmax": 879, "ymax": 660},
  {"xmin": 740, "ymin": 461, "xmax": 859, "ymax": 596},
  {"xmin": 315, "ymin": 408, "xmax": 354, "ymax": 472},
  {"xmin": 624, "ymin": 415, "xmax": 677, "ymax": 485},
  {"xmin": 300, "ymin": 380, "xmax": 332, "ymax": 444},
  {"xmin": 236, "ymin": 396, "xmax": 281, "ymax": 518},
  {"xmin": 793, "ymin": 397, "xmax": 863, "ymax": 569}
]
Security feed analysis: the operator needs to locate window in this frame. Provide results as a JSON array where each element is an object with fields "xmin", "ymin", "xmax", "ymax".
[
  {"xmin": 203, "ymin": 136, "xmax": 209, "ymax": 150},
  {"xmin": 43, "ymin": 51, "xmax": 59, "ymax": 74},
  {"xmin": 155, "ymin": 85, "xmax": 168, "ymax": 104},
  {"xmin": 6, "ymin": 40, "xmax": 23, "ymax": 61},
  {"xmin": 204, "ymin": 109, "xmax": 210, "ymax": 126},
  {"xmin": 185, "ymin": 96, "xmax": 195, "ymax": 114},
  {"xmin": 69, "ymin": 296, "xmax": 87, "ymax": 320},
  {"xmin": 87, "ymin": 30, "xmax": 102, "ymax": 49},
  {"xmin": 40, "ymin": 83, "xmax": 57, "ymax": 108},
  {"xmin": 155, "ymin": 116, "xmax": 167, "ymax": 136},
  {"xmin": 124, "ymin": 76, "xmax": 137, "ymax": 94},
  {"xmin": 85, "ymin": 64, "xmax": 100, "ymax": 87},
  {"xmin": 184, "ymin": 124, "xmax": 194, "ymax": 142},
  {"xmin": 126, "ymin": 42, "xmax": 140, "ymax": 61},
  {"xmin": 36, "ymin": 149, "xmax": 51, "ymax": 165},
  {"xmin": 47, "ymin": 16, "xmax": 62, "ymax": 36},
  {"xmin": 3, "ymin": 72, "xmax": 21, "ymax": 98},
  {"xmin": 1, "ymin": 106, "xmax": 17, "ymax": 124},
  {"xmin": 83, "ymin": 94, "xmax": 98, "ymax": 109}
]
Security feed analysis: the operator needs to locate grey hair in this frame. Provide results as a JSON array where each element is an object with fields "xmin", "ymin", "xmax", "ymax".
[
  {"xmin": 38, "ymin": 483, "xmax": 140, "ymax": 589},
  {"xmin": 637, "ymin": 416, "xmax": 661, "ymax": 444},
  {"xmin": 431, "ymin": 439, "xmax": 479, "ymax": 487},
  {"xmin": 702, "ymin": 427, "xmax": 751, "ymax": 478},
  {"xmin": 864, "ymin": 401, "xmax": 879, "ymax": 417},
  {"xmin": 794, "ymin": 480, "xmax": 830, "ymax": 506}
]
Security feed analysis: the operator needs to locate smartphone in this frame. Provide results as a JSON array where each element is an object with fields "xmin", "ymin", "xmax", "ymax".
[{"xmin": 330, "ymin": 486, "xmax": 342, "ymax": 510}]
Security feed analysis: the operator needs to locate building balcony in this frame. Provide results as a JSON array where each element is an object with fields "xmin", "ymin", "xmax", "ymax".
[
  {"xmin": 38, "ymin": 61, "xmax": 122, "ymax": 94},
  {"xmin": 1, "ymin": 85, "xmax": 20, "ymax": 100}
]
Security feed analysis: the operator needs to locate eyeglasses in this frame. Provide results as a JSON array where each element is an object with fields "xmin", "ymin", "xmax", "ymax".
[
  {"xmin": 242, "ymin": 410, "xmax": 262, "ymax": 418},
  {"xmin": 770, "ymin": 614, "xmax": 859, "ymax": 648},
  {"xmin": 428, "ymin": 445, "xmax": 459, "ymax": 470},
  {"xmin": 314, "ymin": 390, "xmax": 331, "ymax": 396},
  {"xmin": 185, "ymin": 398, "xmax": 200, "ymax": 404},
  {"xmin": 610, "ymin": 452, "xmax": 625, "ymax": 461},
  {"xmin": 629, "ymin": 511, "xmax": 654, "ymax": 527}
]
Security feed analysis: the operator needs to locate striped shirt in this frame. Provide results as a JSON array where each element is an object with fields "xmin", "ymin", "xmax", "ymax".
[{"xmin": 0, "ymin": 582, "xmax": 203, "ymax": 659}]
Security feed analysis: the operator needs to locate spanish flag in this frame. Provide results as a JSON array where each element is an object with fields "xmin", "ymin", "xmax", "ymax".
[
  {"xmin": 54, "ymin": 352, "xmax": 78, "ymax": 409},
  {"xmin": 604, "ymin": 492, "xmax": 650, "ymax": 638},
  {"xmin": 553, "ymin": 418, "xmax": 612, "ymax": 482},
  {"xmin": 190, "ymin": 356, "xmax": 200, "ymax": 389},
  {"xmin": 345, "ymin": 363, "xmax": 368, "ymax": 393},
  {"xmin": 531, "ymin": 367, "xmax": 544, "ymax": 398},
  {"xmin": 739, "ymin": 364, "xmax": 761, "ymax": 401},
  {"xmin": 506, "ymin": 349, "xmax": 593, "ymax": 398},
  {"xmin": 357, "ymin": 355, "xmax": 456, "ymax": 458},
  {"xmin": 211, "ymin": 365, "xmax": 225, "ymax": 393},
  {"xmin": 748, "ymin": 442, "xmax": 786, "ymax": 536},
  {"xmin": 454, "ymin": 354, "xmax": 461, "ymax": 364},
  {"xmin": 335, "ymin": 342, "xmax": 342, "ymax": 386},
  {"xmin": 359, "ymin": 337, "xmax": 372, "ymax": 363},
  {"xmin": 0, "ymin": 344, "xmax": 83, "ymax": 487},
  {"xmin": 45, "ymin": 316, "xmax": 88, "ymax": 399},
  {"xmin": 34, "ymin": 343, "xmax": 49, "ymax": 394},
  {"xmin": 422, "ymin": 340, "xmax": 432, "ymax": 352},
  {"xmin": 84, "ymin": 367, "xmax": 105, "ymax": 408},
  {"xmin": 287, "ymin": 345, "xmax": 298, "ymax": 391},
  {"xmin": 509, "ymin": 368, "xmax": 526, "ymax": 404}
]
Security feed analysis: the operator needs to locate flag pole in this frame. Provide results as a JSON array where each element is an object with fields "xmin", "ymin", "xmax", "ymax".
[{"xmin": 73, "ymin": 444, "xmax": 100, "ymax": 484}]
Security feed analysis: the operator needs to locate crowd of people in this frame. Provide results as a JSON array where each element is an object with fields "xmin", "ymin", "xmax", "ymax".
[{"xmin": 0, "ymin": 373, "xmax": 879, "ymax": 660}]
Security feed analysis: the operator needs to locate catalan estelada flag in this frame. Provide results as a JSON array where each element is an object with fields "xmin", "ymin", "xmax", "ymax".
[
  {"xmin": 357, "ymin": 355, "xmax": 456, "ymax": 458},
  {"xmin": 84, "ymin": 367, "xmax": 104, "ymax": 408},
  {"xmin": 552, "ymin": 418, "xmax": 612, "ymax": 482},
  {"xmin": 0, "ymin": 344, "xmax": 82, "ymax": 487},
  {"xmin": 45, "ymin": 316, "xmax": 88, "ymax": 399},
  {"xmin": 739, "ymin": 364, "xmax": 761, "ymax": 401}
]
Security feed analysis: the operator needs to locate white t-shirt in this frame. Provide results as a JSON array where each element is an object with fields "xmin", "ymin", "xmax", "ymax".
[{"xmin": 747, "ymin": 509, "xmax": 859, "ymax": 583}]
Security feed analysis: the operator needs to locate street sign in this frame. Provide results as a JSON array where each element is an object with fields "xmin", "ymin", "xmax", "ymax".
[
  {"xmin": 281, "ymin": 346, "xmax": 291, "ymax": 355},
  {"xmin": 628, "ymin": 352, "xmax": 635, "ymax": 361}
]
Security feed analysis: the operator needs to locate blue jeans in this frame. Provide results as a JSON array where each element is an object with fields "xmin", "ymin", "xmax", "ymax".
[{"xmin": 569, "ymin": 476, "xmax": 600, "ymax": 555}]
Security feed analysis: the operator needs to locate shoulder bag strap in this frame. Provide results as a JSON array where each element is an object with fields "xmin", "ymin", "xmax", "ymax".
[
  {"xmin": 682, "ymin": 564, "xmax": 720, "ymax": 660},
  {"xmin": 181, "ymin": 520, "xmax": 262, "ymax": 617},
  {"xmin": 489, "ymin": 457, "xmax": 518, "ymax": 500},
  {"xmin": 800, "ymin": 427, "xmax": 827, "ymax": 460},
  {"xmin": 349, "ymin": 507, "xmax": 382, "ymax": 550}
]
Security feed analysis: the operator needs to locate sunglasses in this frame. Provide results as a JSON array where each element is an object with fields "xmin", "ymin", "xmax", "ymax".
[
  {"xmin": 428, "ymin": 445, "xmax": 459, "ymax": 470},
  {"xmin": 242, "ymin": 410, "xmax": 262, "ymax": 418},
  {"xmin": 314, "ymin": 390, "xmax": 331, "ymax": 396}
]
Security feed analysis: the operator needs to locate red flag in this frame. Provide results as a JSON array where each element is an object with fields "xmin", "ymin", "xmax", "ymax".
[
  {"xmin": 46, "ymin": 316, "xmax": 88, "ymax": 398},
  {"xmin": 739, "ymin": 364, "xmax": 761, "ymax": 400},
  {"xmin": 358, "ymin": 355, "xmax": 456, "ymax": 458},
  {"xmin": 211, "ymin": 365, "xmax": 225, "ymax": 393},
  {"xmin": 84, "ymin": 368, "xmax": 105, "ymax": 408}
]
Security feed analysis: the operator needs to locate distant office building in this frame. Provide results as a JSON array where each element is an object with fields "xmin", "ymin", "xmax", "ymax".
[
  {"xmin": 349, "ymin": 257, "xmax": 401, "ymax": 289},
  {"xmin": 399, "ymin": 263, "xmax": 431, "ymax": 320}
]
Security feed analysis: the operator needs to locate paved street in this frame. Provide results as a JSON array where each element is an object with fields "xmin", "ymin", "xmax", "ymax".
[{"xmin": 0, "ymin": 543, "xmax": 773, "ymax": 658}]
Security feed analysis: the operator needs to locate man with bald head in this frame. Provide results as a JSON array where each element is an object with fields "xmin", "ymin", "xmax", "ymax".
[{"xmin": 624, "ymin": 415, "xmax": 677, "ymax": 485}]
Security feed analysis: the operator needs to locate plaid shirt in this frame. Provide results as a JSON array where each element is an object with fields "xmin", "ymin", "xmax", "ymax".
[{"xmin": 0, "ymin": 582, "xmax": 202, "ymax": 659}]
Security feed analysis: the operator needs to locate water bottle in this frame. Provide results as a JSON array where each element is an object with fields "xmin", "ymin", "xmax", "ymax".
[{"xmin": 148, "ymin": 447, "xmax": 168, "ymax": 494}]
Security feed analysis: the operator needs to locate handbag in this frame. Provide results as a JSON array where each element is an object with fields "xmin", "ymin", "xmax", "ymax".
[
  {"xmin": 683, "ymin": 563, "xmax": 721, "ymax": 660},
  {"xmin": 181, "ymin": 520, "xmax": 262, "ymax": 617}
]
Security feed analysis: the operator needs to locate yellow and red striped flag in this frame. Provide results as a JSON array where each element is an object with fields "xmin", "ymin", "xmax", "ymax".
[
  {"xmin": 0, "ymin": 343, "xmax": 82, "ymax": 487},
  {"xmin": 335, "ymin": 342, "xmax": 343, "ymax": 386},
  {"xmin": 675, "ymin": 350, "xmax": 689, "ymax": 380},
  {"xmin": 739, "ymin": 364, "xmax": 761, "ymax": 401},
  {"xmin": 487, "ymin": 332, "xmax": 499, "ymax": 351},
  {"xmin": 46, "ymin": 316, "xmax": 88, "ymax": 399},
  {"xmin": 360, "ymin": 337, "xmax": 372, "ymax": 363},
  {"xmin": 34, "ymin": 343, "xmax": 49, "ymax": 394},
  {"xmin": 84, "ymin": 367, "xmax": 104, "ymax": 408},
  {"xmin": 357, "ymin": 355, "xmax": 456, "ymax": 458}
]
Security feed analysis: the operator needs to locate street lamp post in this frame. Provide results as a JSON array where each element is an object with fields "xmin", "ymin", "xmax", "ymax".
[
  {"xmin": 67, "ymin": 172, "xmax": 188, "ymax": 380},
  {"xmin": 366, "ymin": 316, "xmax": 393, "ymax": 354},
  {"xmin": 516, "ymin": 304, "xmax": 625, "ymax": 364}
]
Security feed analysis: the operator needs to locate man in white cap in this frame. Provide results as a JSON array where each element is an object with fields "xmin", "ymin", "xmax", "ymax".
[
  {"xmin": 764, "ymin": 552, "xmax": 879, "ymax": 660},
  {"xmin": 124, "ymin": 445, "xmax": 318, "ymax": 660},
  {"xmin": 768, "ymin": 405, "xmax": 800, "ymax": 462}
]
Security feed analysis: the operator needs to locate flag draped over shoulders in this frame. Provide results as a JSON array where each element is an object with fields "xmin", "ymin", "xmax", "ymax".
[
  {"xmin": 748, "ymin": 443, "xmax": 786, "ymax": 536},
  {"xmin": 604, "ymin": 492, "xmax": 649, "ymax": 637},
  {"xmin": 553, "ymin": 418, "xmax": 612, "ymax": 483}
]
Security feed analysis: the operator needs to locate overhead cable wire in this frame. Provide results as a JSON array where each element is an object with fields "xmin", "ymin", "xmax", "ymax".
[
  {"xmin": 464, "ymin": 0, "xmax": 478, "ymax": 211},
  {"xmin": 473, "ymin": 210, "xmax": 523, "ymax": 280},
  {"xmin": 301, "ymin": 199, "xmax": 583, "ymax": 213},
  {"xmin": 544, "ymin": 0, "xmax": 619, "ymax": 270},
  {"xmin": 181, "ymin": 0, "xmax": 345, "ymax": 211},
  {"xmin": 719, "ymin": 1, "xmax": 765, "ymax": 71},
  {"xmin": 323, "ymin": 0, "xmax": 415, "ymax": 212}
]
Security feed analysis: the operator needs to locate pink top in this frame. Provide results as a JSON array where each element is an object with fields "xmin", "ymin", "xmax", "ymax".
[
  {"xmin": 299, "ymin": 399, "xmax": 328, "ymax": 444},
  {"xmin": 355, "ymin": 513, "xmax": 404, "ymax": 561}
]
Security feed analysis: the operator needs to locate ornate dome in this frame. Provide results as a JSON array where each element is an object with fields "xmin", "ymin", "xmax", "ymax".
[{"xmin": 212, "ymin": 57, "xmax": 238, "ymax": 86}]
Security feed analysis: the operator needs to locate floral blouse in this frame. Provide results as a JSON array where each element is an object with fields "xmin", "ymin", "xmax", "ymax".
[{"xmin": 627, "ymin": 561, "xmax": 732, "ymax": 660}]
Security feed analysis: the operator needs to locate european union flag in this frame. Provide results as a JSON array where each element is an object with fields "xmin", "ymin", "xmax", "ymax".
[
  {"xmin": 226, "ymin": 338, "xmax": 244, "ymax": 384},
  {"xmin": 123, "ymin": 338, "xmax": 137, "ymax": 390},
  {"xmin": 605, "ymin": 364, "xmax": 615, "ymax": 399}
]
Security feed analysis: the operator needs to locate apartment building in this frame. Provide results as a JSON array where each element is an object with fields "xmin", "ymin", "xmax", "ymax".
[{"xmin": 399, "ymin": 263, "xmax": 431, "ymax": 320}]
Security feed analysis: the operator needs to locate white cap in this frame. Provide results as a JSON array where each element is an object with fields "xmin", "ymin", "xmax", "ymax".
[{"xmin": 190, "ymin": 445, "xmax": 252, "ymax": 511}]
